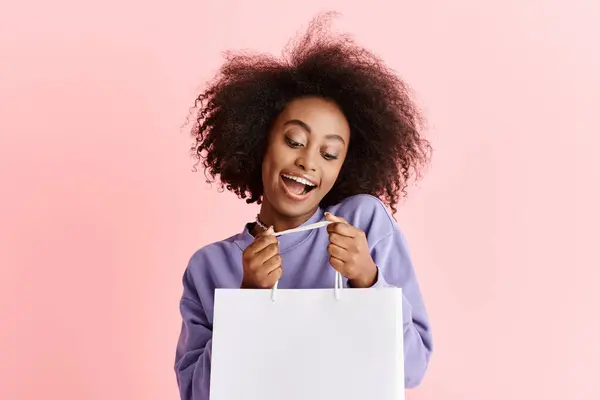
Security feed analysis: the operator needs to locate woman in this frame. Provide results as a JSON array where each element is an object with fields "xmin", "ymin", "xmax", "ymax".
[{"xmin": 175, "ymin": 14, "xmax": 433, "ymax": 400}]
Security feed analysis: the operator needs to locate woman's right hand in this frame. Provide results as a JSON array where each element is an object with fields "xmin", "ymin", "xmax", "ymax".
[{"xmin": 240, "ymin": 226, "xmax": 283, "ymax": 289}]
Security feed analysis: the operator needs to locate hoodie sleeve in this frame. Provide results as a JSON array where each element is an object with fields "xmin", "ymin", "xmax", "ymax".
[
  {"xmin": 368, "ymin": 229, "xmax": 433, "ymax": 388},
  {"xmin": 174, "ymin": 268, "xmax": 213, "ymax": 400}
]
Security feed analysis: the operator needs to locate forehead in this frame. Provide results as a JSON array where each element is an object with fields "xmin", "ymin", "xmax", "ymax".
[{"xmin": 277, "ymin": 97, "xmax": 350, "ymax": 138}]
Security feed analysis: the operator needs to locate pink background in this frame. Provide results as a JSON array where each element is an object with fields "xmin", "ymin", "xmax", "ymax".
[{"xmin": 1, "ymin": 0, "xmax": 599, "ymax": 399}]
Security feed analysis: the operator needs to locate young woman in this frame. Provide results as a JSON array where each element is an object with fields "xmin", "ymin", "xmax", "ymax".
[{"xmin": 175, "ymin": 14, "xmax": 433, "ymax": 400}]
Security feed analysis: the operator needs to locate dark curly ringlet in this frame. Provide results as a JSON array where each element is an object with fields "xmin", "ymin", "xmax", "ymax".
[{"xmin": 188, "ymin": 13, "xmax": 432, "ymax": 215}]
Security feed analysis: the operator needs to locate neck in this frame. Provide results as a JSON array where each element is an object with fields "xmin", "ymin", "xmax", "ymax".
[{"xmin": 257, "ymin": 201, "xmax": 318, "ymax": 233}]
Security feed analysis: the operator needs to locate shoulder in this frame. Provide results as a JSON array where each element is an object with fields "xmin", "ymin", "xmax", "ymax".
[
  {"xmin": 325, "ymin": 194, "xmax": 396, "ymax": 242},
  {"xmin": 182, "ymin": 233, "xmax": 243, "ymax": 288},
  {"xmin": 188, "ymin": 233, "xmax": 241, "ymax": 265}
]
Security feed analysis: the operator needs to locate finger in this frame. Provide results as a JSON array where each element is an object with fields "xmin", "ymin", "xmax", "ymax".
[
  {"xmin": 246, "ymin": 238, "xmax": 276, "ymax": 258},
  {"xmin": 327, "ymin": 221, "xmax": 356, "ymax": 237},
  {"xmin": 247, "ymin": 232, "xmax": 278, "ymax": 255},
  {"xmin": 327, "ymin": 243, "xmax": 348, "ymax": 261},
  {"xmin": 268, "ymin": 266, "xmax": 283, "ymax": 279},
  {"xmin": 328, "ymin": 232, "xmax": 352, "ymax": 249},
  {"xmin": 325, "ymin": 212, "xmax": 347, "ymax": 224},
  {"xmin": 258, "ymin": 264, "xmax": 283, "ymax": 287},
  {"xmin": 251, "ymin": 226, "xmax": 276, "ymax": 247},
  {"xmin": 265, "ymin": 267, "xmax": 283, "ymax": 287},
  {"xmin": 329, "ymin": 256, "xmax": 345, "ymax": 273},
  {"xmin": 262, "ymin": 253, "xmax": 283, "ymax": 274},
  {"xmin": 258, "ymin": 225, "xmax": 275, "ymax": 237},
  {"xmin": 257, "ymin": 267, "xmax": 282, "ymax": 289},
  {"xmin": 253, "ymin": 242, "xmax": 280, "ymax": 266}
]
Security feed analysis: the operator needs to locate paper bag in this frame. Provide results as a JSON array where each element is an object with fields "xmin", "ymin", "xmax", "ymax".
[{"xmin": 210, "ymin": 272, "xmax": 405, "ymax": 400}]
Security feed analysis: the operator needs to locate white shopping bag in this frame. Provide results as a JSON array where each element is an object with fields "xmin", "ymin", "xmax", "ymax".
[{"xmin": 210, "ymin": 271, "xmax": 405, "ymax": 400}]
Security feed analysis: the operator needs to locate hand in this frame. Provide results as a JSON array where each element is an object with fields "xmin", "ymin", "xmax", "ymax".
[
  {"xmin": 325, "ymin": 212, "xmax": 378, "ymax": 288},
  {"xmin": 241, "ymin": 226, "xmax": 283, "ymax": 289}
]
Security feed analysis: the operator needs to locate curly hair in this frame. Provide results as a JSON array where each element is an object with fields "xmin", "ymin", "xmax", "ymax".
[{"xmin": 188, "ymin": 13, "xmax": 431, "ymax": 215}]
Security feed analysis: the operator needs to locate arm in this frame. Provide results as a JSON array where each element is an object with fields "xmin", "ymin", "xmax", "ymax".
[
  {"xmin": 370, "ymin": 230, "xmax": 433, "ymax": 388},
  {"xmin": 174, "ymin": 269, "xmax": 213, "ymax": 400}
]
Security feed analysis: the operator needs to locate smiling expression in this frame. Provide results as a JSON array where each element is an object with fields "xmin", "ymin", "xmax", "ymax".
[{"xmin": 260, "ymin": 96, "xmax": 351, "ymax": 226}]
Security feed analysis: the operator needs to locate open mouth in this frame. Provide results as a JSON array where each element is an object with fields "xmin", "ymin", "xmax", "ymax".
[{"xmin": 281, "ymin": 174, "xmax": 317, "ymax": 196}]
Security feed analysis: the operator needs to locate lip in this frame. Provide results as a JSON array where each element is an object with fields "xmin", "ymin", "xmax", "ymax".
[
  {"xmin": 280, "ymin": 174, "xmax": 317, "ymax": 202},
  {"xmin": 280, "ymin": 171, "xmax": 319, "ymax": 187}
]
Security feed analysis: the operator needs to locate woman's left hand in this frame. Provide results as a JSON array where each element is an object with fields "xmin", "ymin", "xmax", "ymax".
[{"xmin": 325, "ymin": 212, "xmax": 378, "ymax": 288}]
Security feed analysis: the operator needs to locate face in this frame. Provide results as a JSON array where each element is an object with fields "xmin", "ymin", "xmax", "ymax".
[{"xmin": 261, "ymin": 96, "xmax": 350, "ymax": 225}]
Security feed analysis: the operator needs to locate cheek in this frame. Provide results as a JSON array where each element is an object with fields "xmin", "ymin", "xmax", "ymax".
[
  {"xmin": 321, "ymin": 162, "xmax": 345, "ymax": 190},
  {"xmin": 262, "ymin": 143, "xmax": 289, "ymax": 177}
]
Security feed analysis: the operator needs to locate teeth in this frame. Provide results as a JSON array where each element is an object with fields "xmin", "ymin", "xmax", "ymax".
[{"xmin": 283, "ymin": 174, "xmax": 316, "ymax": 187}]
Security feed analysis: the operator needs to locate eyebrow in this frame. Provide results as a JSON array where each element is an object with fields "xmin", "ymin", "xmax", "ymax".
[{"xmin": 283, "ymin": 119, "xmax": 346, "ymax": 144}]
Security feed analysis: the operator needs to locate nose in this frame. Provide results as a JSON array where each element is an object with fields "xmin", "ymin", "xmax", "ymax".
[{"xmin": 294, "ymin": 151, "xmax": 317, "ymax": 172}]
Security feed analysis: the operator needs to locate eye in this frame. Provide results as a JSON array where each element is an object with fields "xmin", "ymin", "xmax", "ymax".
[
  {"xmin": 321, "ymin": 152, "xmax": 338, "ymax": 161},
  {"xmin": 285, "ymin": 136, "xmax": 304, "ymax": 148}
]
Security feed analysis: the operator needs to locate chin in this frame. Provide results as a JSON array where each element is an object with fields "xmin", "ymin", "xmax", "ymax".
[
  {"xmin": 280, "ymin": 202, "xmax": 320, "ymax": 218},
  {"xmin": 264, "ymin": 188, "xmax": 321, "ymax": 220},
  {"xmin": 272, "ymin": 194, "xmax": 320, "ymax": 216}
]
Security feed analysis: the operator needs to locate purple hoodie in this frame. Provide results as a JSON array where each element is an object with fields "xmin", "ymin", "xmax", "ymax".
[{"xmin": 175, "ymin": 194, "xmax": 433, "ymax": 399}]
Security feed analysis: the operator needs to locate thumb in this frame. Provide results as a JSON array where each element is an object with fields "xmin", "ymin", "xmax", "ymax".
[
  {"xmin": 325, "ymin": 212, "xmax": 346, "ymax": 224},
  {"xmin": 257, "ymin": 225, "xmax": 274, "ymax": 237}
]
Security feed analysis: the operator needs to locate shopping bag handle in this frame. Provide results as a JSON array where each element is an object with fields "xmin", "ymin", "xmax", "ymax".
[
  {"xmin": 272, "ymin": 220, "xmax": 332, "ymax": 237},
  {"xmin": 271, "ymin": 271, "xmax": 342, "ymax": 302},
  {"xmin": 269, "ymin": 219, "xmax": 342, "ymax": 302}
]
